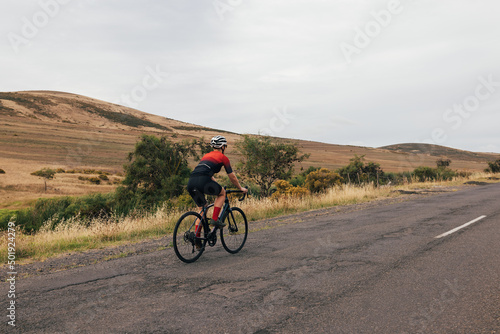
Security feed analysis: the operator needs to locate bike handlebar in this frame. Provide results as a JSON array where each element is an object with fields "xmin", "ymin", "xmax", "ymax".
[{"xmin": 225, "ymin": 187, "xmax": 249, "ymax": 201}]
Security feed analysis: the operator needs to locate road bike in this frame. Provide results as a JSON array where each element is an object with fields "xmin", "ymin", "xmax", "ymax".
[{"xmin": 173, "ymin": 188, "xmax": 248, "ymax": 263}]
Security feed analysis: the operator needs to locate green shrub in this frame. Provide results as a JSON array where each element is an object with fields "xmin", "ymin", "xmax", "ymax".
[
  {"xmin": 0, "ymin": 169, "xmax": 5, "ymax": 174},
  {"xmin": 31, "ymin": 168, "xmax": 56, "ymax": 179},
  {"xmin": 436, "ymin": 159, "xmax": 451, "ymax": 168},
  {"xmin": 382, "ymin": 172, "xmax": 402, "ymax": 184},
  {"xmin": 486, "ymin": 159, "xmax": 500, "ymax": 173},
  {"xmin": 337, "ymin": 155, "xmax": 385, "ymax": 185},
  {"xmin": 14, "ymin": 197, "xmax": 73, "ymax": 232},
  {"xmin": 412, "ymin": 166, "xmax": 457, "ymax": 182},
  {"xmin": 165, "ymin": 192, "xmax": 195, "ymax": 211},
  {"xmin": 412, "ymin": 166, "xmax": 438, "ymax": 182},
  {"xmin": 2, "ymin": 193, "xmax": 116, "ymax": 233},
  {"xmin": 0, "ymin": 210, "xmax": 17, "ymax": 230},
  {"xmin": 437, "ymin": 168, "xmax": 457, "ymax": 181}
]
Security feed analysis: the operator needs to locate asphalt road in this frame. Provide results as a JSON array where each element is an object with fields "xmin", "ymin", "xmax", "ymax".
[{"xmin": 4, "ymin": 183, "xmax": 500, "ymax": 333}]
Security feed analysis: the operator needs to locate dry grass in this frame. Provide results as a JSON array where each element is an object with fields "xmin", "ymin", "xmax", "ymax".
[
  {"xmin": 3, "ymin": 172, "xmax": 497, "ymax": 264},
  {"xmin": 237, "ymin": 183, "xmax": 395, "ymax": 222},
  {"xmin": 4, "ymin": 206, "xmax": 180, "ymax": 264}
]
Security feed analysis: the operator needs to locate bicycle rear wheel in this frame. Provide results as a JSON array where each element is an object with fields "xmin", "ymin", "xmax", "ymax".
[
  {"xmin": 220, "ymin": 207, "xmax": 248, "ymax": 254},
  {"xmin": 173, "ymin": 211, "xmax": 207, "ymax": 263}
]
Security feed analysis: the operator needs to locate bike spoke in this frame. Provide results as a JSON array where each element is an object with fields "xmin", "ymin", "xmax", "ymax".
[
  {"xmin": 220, "ymin": 207, "xmax": 248, "ymax": 254},
  {"xmin": 173, "ymin": 212, "xmax": 207, "ymax": 263}
]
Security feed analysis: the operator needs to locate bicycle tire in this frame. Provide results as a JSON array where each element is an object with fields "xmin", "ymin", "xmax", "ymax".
[
  {"xmin": 173, "ymin": 211, "xmax": 207, "ymax": 263},
  {"xmin": 220, "ymin": 207, "xmax": 248, "ymax": 254}
]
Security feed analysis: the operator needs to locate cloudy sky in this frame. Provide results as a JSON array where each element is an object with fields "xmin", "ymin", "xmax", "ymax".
[{"xmin": 1, "ymin": 0, "xmax": 500, "ymax": 153}]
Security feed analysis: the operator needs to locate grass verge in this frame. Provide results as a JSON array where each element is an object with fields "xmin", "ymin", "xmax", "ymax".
[{"xmin": 1, "ymin": 172, "xmax": 498, "ymax": 264}]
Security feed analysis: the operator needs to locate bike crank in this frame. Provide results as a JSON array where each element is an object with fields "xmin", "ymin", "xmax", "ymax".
[{"xmin": 207, "ymin": 230, "xmax": 217, "ymax": 247}]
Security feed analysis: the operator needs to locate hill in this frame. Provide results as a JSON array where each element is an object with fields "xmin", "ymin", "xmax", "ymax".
[
  {"xmin": 1, "ymin": 91, "xmax": 498, "ymax": 209},
  {"xmin": 380, "ymin": 143, "xmax": 496, "ymax": 163}
]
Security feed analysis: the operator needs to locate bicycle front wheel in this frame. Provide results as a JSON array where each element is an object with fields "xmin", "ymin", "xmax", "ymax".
[
  {"xmin": 173, "ymin": 211, "xmax": 207, "ymax": 263},
  {"xmin": 220, "ymin": 207, "xmax": 248, "ymax": 254}
]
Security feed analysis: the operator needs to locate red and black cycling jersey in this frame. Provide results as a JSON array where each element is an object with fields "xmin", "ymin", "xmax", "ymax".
[{"xmin": 191, "ymin": 151, "xmax": 233, "ymax": 177}]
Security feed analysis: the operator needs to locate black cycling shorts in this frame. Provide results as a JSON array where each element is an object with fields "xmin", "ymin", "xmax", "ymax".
[{"xmin": 187, "ymin": 175, "xmax": 223, "ymax": 207}]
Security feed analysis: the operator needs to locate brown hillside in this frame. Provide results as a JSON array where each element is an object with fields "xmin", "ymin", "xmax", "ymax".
[
  {"xmin": 380, "ymin": 143, "xmax": 496, "ymax": 163},
  {"xmin": 1, "ymin": 91, "xmax": 498, "ymax": 209}
]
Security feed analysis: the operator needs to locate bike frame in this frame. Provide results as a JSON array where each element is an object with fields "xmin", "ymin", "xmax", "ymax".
[{"xmin": 194, "ymin": 189, "xmax": 246, "ymax": 240}]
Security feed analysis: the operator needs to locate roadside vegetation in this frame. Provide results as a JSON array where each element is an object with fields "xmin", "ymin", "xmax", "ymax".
[
  {"xmin": 1, "ymin": 135, "xmax": 499, "ymax": 264},
  {"xmin": 485, "ymin": 159, "xmax": 500, "ymax": 173}
]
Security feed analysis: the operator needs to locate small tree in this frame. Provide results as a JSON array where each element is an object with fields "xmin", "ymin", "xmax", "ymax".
[
  {"xmin": 436, "ymin": 158, "xmax": 451, "ymax": 169},
  {"xmin": 236, "ymin": 135, "xmax": 309, "ymax": 196},
  {"xmin": 116, "ymin": 135, "xmax": 204, "ymax": 210},
  {"xmin": 337, "ymin": 155, "xmax": 384, "ymax": 184},
  {"xmin": 31, "ymin": 168, "xmax": 56, "ymax": 192}
]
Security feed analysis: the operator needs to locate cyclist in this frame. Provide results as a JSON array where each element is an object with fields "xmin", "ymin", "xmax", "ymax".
[{"xmin": 187, "ymin": 135, "xmax": 248, "ymax": 228}]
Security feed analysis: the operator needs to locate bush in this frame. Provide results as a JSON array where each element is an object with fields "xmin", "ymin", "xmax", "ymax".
[
  {"xmin": 89, "ymin": 177, "xmax": 101, "ymax": 184},
  {"xmin": 413, "ymin": 166, "xmax": 438, "ymax": 182},
  {"xmin": 437, "ymin": 168, "xmax": 457, "ymax": 181},
  {"xmin": 271, "ymin": 180, "xmax": 309, "ymax": 198},
  {"xmin": 289, "ymin": 166, "xmax": 320, "ymax": 187},
  {"xmin": 382, "ymin": 172, "xmax": 402, "ymax": 184},
  {"xmin": 78, "ymin": 176, "xmax": 101, "ymax": 184},
  {"xmin": 412, "ymin": 166, "xmax": 457, "ymax": 182},
  {"xmin": 337, "ymin": 155, "xmax": 385, "ymax": 185},
  {"xmin": 305, "ymin": 168, "xmax": 343, "ymax": 193},
  {"xmin": 165, "ymin": 192, "xmax": 196, "ymax": 211},
  {"xmin": 436, "ymin": 159, "xmax": 451, "ymax": 168},
  {"xmin": 31, "ymin": 168, "xmax": 56, "ymax": 179},
  {"xmin": 0, "ymin": 210, "xmax": 17, "ymax": 230},
  {"xmin": 486, "ymin": 159, "xmax": 500, "ymax": 173},
  {"xmin": 1, "ymin": 193, "xmax": 116, "ymax": 233},
  {"xmin": 0, "ymin": 169, "xmax": 5, "ymax": 174}
]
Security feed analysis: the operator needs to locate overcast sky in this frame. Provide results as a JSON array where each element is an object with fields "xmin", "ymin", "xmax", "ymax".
[{"xmin": 1, "ymin": 0, "xmax": 500, "ymax": 153}]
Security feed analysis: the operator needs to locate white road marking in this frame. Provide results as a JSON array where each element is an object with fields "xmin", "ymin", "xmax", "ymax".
[{"xmin": 435, "ymin": 215, "xmax": 487, "ymax": 239}]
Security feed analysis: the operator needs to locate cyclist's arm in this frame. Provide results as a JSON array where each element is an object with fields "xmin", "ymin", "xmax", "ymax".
[{"xmin": 227, "ymin": 172, "xmax": 247, "ymax": 193}]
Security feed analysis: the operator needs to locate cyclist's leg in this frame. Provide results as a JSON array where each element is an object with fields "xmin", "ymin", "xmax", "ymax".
[
  {"xmin": 193, "ymin": 206, "xmax": 204, "ymax": 237},
  {"xmin": 203, "ymin": 179, "xmax": 224, "ymax": 222},
  {"xmin": 212, "ymin": 187, "xmax": 225, "ymax": 221},
  {"xmin": 188, "ymin": 175, "xmax": 224, "ymax": 225},
  {"xmin": 187, "ymin": 177, "xmax": 208, "ymax": 237}
]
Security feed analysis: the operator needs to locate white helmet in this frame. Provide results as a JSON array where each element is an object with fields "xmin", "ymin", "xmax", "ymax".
[{"xmin": 210, "ymin": 135, "xmax": 228, "ymax": 148}]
